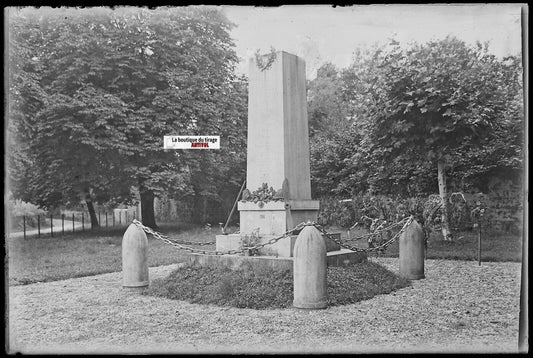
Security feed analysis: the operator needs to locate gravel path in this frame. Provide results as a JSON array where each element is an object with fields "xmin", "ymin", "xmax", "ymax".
[{"xmin": 7, "ymin": 258, "xmax": 522, "ymax": 354}]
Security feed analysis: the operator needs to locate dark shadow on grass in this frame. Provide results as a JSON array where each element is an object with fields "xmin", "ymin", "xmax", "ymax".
[{"xmin": 143, "ymin": 261, "xmax": 410, "ymax": 309}]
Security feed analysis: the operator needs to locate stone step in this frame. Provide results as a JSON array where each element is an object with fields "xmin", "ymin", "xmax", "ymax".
[
  {"xmin": 216, "ymin": 233, "xmax": 341, "ymax": 258},
  {"xmin": 184, "ymin": 249, "xmax": 367, "ymax": 272}
]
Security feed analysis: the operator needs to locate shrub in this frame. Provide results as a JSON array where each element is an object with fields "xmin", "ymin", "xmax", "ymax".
[
  {"xmin": 318, "ymin": 194, "xmax": 425, "ymax": 228},
  {"xmin": 9, "ymin": 199, "xmax": 46, "ymax": 217},
  {"xmin": 317, "ymin": 192, "xmax": 477, "ymax": 235},
  {"xmin": 7, "ymin": 199, "xmax": 48, "ymax": 230}
]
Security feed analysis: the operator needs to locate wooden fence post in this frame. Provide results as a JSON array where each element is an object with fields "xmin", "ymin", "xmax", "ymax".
[{"xmin": 478, "ymin": 221, "xmax": 482, "ymax": 266}]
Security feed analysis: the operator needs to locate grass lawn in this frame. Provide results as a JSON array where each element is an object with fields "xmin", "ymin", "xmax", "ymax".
[
  {"xmin": 332, "ymin": 225, "xmax": 523, "ymax": 262},
  {"xmin": 7, "ymin": 223, "xmax": 219, "ymax": 286},
  {"xmin": 7, "ymin": 221, "xmax": 522, "ymax": 286}
]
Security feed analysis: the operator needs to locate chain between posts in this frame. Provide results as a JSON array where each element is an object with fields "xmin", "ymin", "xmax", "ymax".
[
  {"xmin": 131, "ymin": 219, "xmax": 307, "ymax": 256},
  {"xmin": 345, "ymin": 218, "xmax": 411, "ymax": 243},
  {"xmin": 131, "ymin": 216, "xmax": 414, "ymax": 256},
  {"xmin": 314, "ymin": 216, "xmax": 414, "ymax": 253}
]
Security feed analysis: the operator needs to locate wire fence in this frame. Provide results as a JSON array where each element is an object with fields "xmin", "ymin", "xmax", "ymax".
[{"xmin": 9, "ymin": 210, "xmax": 138, "ymax": 239}]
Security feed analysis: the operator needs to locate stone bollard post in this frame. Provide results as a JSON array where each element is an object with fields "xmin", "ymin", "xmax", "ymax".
[
  {"xmin": 122, "ymin": 223, "xmax": 149, "ymax": 290},
  {"xmin": 399, "ymin": 219, "xmax": 425, "ymax": 280},
  {"xmin": 293, "ymin": 225, "xmax": 327, "ymax": 309}
]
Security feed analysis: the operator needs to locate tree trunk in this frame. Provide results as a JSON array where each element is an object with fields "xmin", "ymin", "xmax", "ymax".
[
  {"xmin": 203, "ymin": 196, "xmax": 208, "ymax": 224},
  {"xmin": 139, "ymin": 186, "xmax": 157, "ymax": 229},
  {"xmin": 84, "ymin": 191, "xmax": 99, "ymax": 228},
  {"xmin": 190, "ymin": 183, "xmax": 205, "ymax": 224},
  {"xmin": 437, "ymin": 159, "xmax": 452, "ymax": 241}
]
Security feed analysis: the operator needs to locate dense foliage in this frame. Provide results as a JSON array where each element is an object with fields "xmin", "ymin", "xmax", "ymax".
[
  {"xmin": 309, "ymin": 38, "xmax": 524, "ymax": 237},
  {"xmin": 309, "ymin": 38, "xmax": 523, "ymax": 198},
  {"xmin": 8, "ymin": 7, "xmax": 523, "ymax": 235},
  {"xmin": 7, "ymin": 7, "xmax": 247, "ymax": 227}
]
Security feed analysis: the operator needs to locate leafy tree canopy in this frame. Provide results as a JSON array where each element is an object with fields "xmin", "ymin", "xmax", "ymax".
[{"xmin": 7, "ymin": 7, "xmax": 245, "ymax": 227}]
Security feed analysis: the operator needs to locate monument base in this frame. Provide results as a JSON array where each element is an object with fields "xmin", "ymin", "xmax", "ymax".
[
  {"xmin": 185, "ymin": 249, "xmax": 367, "ymax": 272},
  {"xmin": 238, "ymin": 200, "xmax": 320, "ymax": 236}
]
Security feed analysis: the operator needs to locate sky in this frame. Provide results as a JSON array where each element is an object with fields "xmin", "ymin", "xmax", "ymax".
[{"xmin": 221, "ymin": 4, "xmax": 524, "ymax": 79}]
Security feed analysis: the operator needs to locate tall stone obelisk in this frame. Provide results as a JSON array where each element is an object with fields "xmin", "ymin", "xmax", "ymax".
[
  {"xmin": 246, "ymin": 51, "xmax": 312, "ymax": 201},
  {"xmin": 216, "ymin": 51, "xmax": 325, "ymax": 257}
]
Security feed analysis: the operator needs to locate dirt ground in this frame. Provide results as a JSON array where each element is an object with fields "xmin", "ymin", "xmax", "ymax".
[{"xmin": 7, "ymin": 257, "xmax": 523, "ymax": 354}]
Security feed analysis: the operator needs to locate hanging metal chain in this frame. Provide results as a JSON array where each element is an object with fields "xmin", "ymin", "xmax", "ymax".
[
  {"xmin": 131, "ymin": 219, "xmax": 307, "ymax": 256},
  {"xmin": 344, "ymin": 218, "xmax": 410, "ymax": 243},
  {"xmin": 347, "ymin": 215, "xmax": 380, "ymax": 231},
  {"xmin": 131, "ymin": 216, "xmax": 414, "ymax": 256},
  {"xmin": 313, "ymin": 216, "xmax": 414, "ymax": 253},
  {"xmin": 132, "ymin": 224, "xmax": 217, "ymax": 247},
  {"xmin": 167, "ymin": 239, "xmax": 215, "ymax": 247}
]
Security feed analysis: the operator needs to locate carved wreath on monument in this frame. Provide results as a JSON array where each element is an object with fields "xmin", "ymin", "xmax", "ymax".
[
  {"xmin": 241, "ymin": 182, "xmax": 287, "ymax": 208},
  {"xmin": 254, "ymin": 47, "xmax": 277, "ymax": 72}
]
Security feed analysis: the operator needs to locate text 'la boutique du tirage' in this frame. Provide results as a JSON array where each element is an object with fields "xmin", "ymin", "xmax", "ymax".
[{"xmin": 163, "ymin": 136, "xmax": 220, "ymax": 149}]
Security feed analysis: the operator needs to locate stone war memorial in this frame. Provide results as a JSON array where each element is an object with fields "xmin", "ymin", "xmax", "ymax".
[
  {"xmin": 123, "ymin": 51, "xmax": 426, "ymax": 283},
  {"xmin": 207, "ymin": 51, "xmax": 366, "ymax": 269}
]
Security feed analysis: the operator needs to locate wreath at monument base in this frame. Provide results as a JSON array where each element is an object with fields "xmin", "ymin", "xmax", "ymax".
[{"xmin": 240, "ymin": 182, "xmax": 284, "ymax": 208}]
